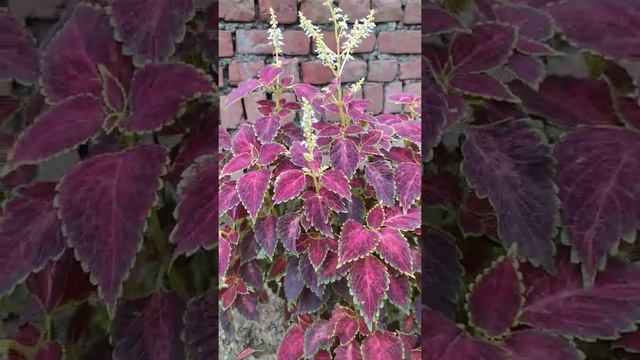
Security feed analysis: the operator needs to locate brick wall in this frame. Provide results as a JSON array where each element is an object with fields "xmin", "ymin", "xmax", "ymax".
[{"xmin": 219, "ymin": 0, "xmax": 421, "ymax": 129}]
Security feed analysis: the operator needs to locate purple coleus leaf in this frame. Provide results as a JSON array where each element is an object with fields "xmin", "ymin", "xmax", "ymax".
[
  {"xmin": 255, "ymin": 215, "xmax": 278, "ymax": 258},
  {"xmin": 255, "ymin": 116, "xmax": 281, "ymax": 143},
  {"xmin": 0, "ymin": 182, "xmax": 65, "ymax": 294},
  {"xmin": 57, "ymin": 145, "xmax": 167, "ymax": 312},
  {"xmin": 348, "ymin": 255, "xmax": 390, "ymax": 331},
  {"xmin": 364, "ymin": 160, "xmax": 396, "ymax": 207},
  {"xmin": 330, "ymin": 138, "xmax": 360, "ymax": 179},
  {"xmin": 273, "ymin": 169, "xmax": 306, "ymax": 204},
  {"xmin": 0, "ymin": 13, "xmax": 38, "ymax": 84},
  {"xmin": 554, "ymin": 127, "xmax": 640, "ymax": 286},
  {"xmin": 219, "ymin": 235, "xmax": 232, "ymax": 277},
  {"xmin": 334, "ymin": 342, "xmax": 362, "ymax": 360},
  {"xmin": 237, "ymin": 168, "xmax": 271, "ymax": 221},
  {"xmin": 449, "ymin": 73, "xmax": 518, "ymax": 102},
  {"xmin": 503, "ymin": 329, "xmax": 581, "ymax": 360},
  {"xmin": 183, "ymin": 294, "xmax": 217, "ymax": 360},
  {"xmin": 515, "ymin": 36, "xmax": 556, "ymax": 55},
  {"xmin": 338, "ymin": 220, "xmax": 380, "ymax": 266},
  {"xmin": 423, "ymin": 229, "xmax": 463, "ymax": 318},
  {"xmin": 377, "ymin": 228, "xmax": 413, "ymax": 275},
  {"xmin": 546, "ymin": 0, "xmax": 640, "ymax": 60},
  {"xmin": 219, "ymin": 181, "xmax": 240, "ymax": 216},
  {"xmin": 494, "ymin": 4, "xmax": 553, "ymax": 41},
  {"xmin": 225, "ymin": 79, "xmax": 262, "ymax": 108},
  {"xmin": 423, "ymin": 64, "xmax": 447, "ymax": 160},
  {"xmin": 367, "ymin": 204, "xmax": 385, "ymax": 229},
  {"xmin": 171, "ymin": 106, "xmax": 216, "ymax": 181},
  {"xmin": 394, "ymin": 162, "xmax": 421, "ymax": 210},
  {"xmin": 422, "ymin": 7, "xmax": 464, "ymax": 35},
  {"xmin": 42, "ymin": 4, "xmax": 132, "ymax": 103},
  {"xmin": 112, "ymin": 290, "xmax": 185, "ymax": 360},
  {"xmin": 383, "ymin": 207, "xmax": 420, "ymax": 231},
  {"xmin": 304, "ymin": 193, "xmax": 333, "ymax": 237},
  {"xmin": 299, "ymin": 255, "xmax": 323, "ymax": 297},
  {"xmin": 508, "ymin": 76, "xmax": 619, "ymax": 127},
  {"xmin": 99, "ymin": 65, "xmax": 127, "ymax": 113},
  {"xmin": 320, "ymin": 169, "xmax": 351, "ymax": 199},
  {"xmin": 278, "ymin": 324, "xmax": 305, "ymax": 360},
  {"xmin": 391, "ymin": 121, "xmax": 421, "ymax": 145},
  {"xmin": 506, "ymin": 53, "xmax": 545, "ymax": 90},
  {"xmin": 236, "ymin": 292, "xmax": 259, "ymax": 321},
  {"xmin": 121, "ymin": 62, "xmax": 212, "ymax": 132},
  {"xmin": 387, "ymin": 275, "xmax": 410, "ymax": 312},
  {"xmin": 361, "ymin": 331, "xmax": 404, "ymax": 360},
  {"xmin": 259, "ymin": 65, "xmax": 285, "ymax": 87},
  {"xmin": 220, "ymin": 153, "xmax": 252, "ymax": 177},
  {"xmin": 303, "ymin": 320, "xmax": 333, "ymax": 358},
  {"xmin": 330, "ymin": 307, "xmax": 359, "ymax": 344},
  {"xmin": 468, "ymin": 255, "xmax": 523, "ymax": 337},
  {"xmin": 617, "ymin": 330, "xmax": 640, "ymax": 353},
  {"xmin": 231, "ymin": 124, "xmax": 260, "ymax": 156},
  {"xmin": 450, "ymin": 23, "xmax": 517, "ymax": 73},
  {"xmin": 257, "ymin": 143, "xmax": 286, "ymax": 165},
  {"xmin": 170, "ymin": 155, "xmax": 216, "ymax": 258},
  {"xmin": 110, "ymin": 0, "xmax": 195, "ymax": 65},
  {"xmin": 277, "ymin": 213, "xmax": 301, "ymax": 253},
  {"xmin": 319, "ymin": 251, "xmax": 348, "ymax": 284},
  {"xmin": 10, "ymin": 95, "xmax": 106, "ymax": 166},
  {"xmin": 462, "ymin": 119, "xmax": 557, "ymax": 272},
  {"xmin": 522, "ymin": 252, "xmax": 640, "ymax": 338},
  {"xmin": 284, "ymin": 258, "xmax": 304, "ymax": 302}
]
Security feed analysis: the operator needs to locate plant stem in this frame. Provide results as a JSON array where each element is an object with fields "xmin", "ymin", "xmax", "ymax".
[{"xmin": 150, "ymin": 208, "xmax": 170, "ymax": 288}]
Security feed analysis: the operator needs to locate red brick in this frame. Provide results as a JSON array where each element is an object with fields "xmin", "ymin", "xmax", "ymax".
[
  {"xmin": 364, "ymin": 82, "xmax": 384, "ymax": 114},
  {"xmin": 384, "ymin": 81, "xmax": 403, "ymax": 113},
  {"xmin": 372, "ymin": 0, "xmax": 402, "ymax": 22},
  {"xmin": 316, "ymin": 31, "xmax": 375, "ymax": 54},
  {"xmin": 220, "ymin": 0, "xmax": 254, "ymax": 22},
  {"xmin": 342, "ymin": 60, "xmax": 367, "ymax": 83},
  {"xmin": 219, "ymin": 31, "xmax": 234, "ymax": 58},
  {"xmin": 221, "ymin": 95, "xmax": 245, "ymax": 129},
  {"xmin": 339, "ymin": 0, "xmax": 370, "ymax": 22},
  {"xmin": 283, "ymin": 31, "xmax": 311, "ymax": 55},
  {"xmin": 259, "ymin": 0, "xmax": 297, "ymax": 24},
  {"xmin": 403, "ymin": 82, "xmax": 421, "ymax": 112},
  {"xmin": 300, "ymin": 0, "xmax": 331, "ymax": 23},
  {"xmin": 244, "ymin": 92, "xmax": 267, "ymax": 123},
  {"xmin": 379, "ymin": 31, "xmax": 421, "ymax": 54},
  {"xmin": 283, "ymin": 59, "xmax": 301, "ymax": 83},
  {"xmin": 403, "ymin": 0, "xmax": 421, "ymax": 24},
  {"xmin": 399, "ymin": 60, "xmax": 421, "ymax": 80},
  {"xmin": 219, "ymin": 66, "xmax": 224, "ymax": 88},
  {"xmin": 302, "ymin": 61, "xmax": 334, "ymax": 85},
  {"xmin": 368, "ymin": 59, "xmax": 397, "ymax": 82},
  {"xmin": 236, "ymin": 30, "xmax": 273, "ymax": 55},
  {"xmin": 228, "ymin": 61, "xmax": 264, "ymax": 85}
]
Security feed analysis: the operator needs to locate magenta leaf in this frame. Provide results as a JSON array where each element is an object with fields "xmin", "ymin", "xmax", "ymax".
[
  {"xmin": 462, "ymin": 119, "xmax": 557, "ymax": 271},
  {"xmin": 42, "ymin": 4, "xmax": 132, "ymax": 103},
  {"xmin": 237, "ymin": 168, "xmax": 271, "ymax": 221},
  {"xmin": 506, "ymin": 53, "xmax": 545, "ymax": 90},
  {"xmin": 383, "ymin": 207, "xmax": 420, "ymax": 231},
  {"xmin": 225, "ymin": 79, "xmax": 262, "ymax": 108},
  {"xmin": 422, "ymin": 7, "xmax": 464, "ymax": 35},
  {"xmin": 255, "ymin": 215, "xmax": 278, "ymax": 258},
  {"xmin": 304, "ymin": 194, "xmax": 332, "ymax": 237},
  {"xmin": 99, "ymin": 66, "xmax": 127, "ymax": 113},
  {"xmin": 171, "ymin": 106, "xmax": 216, "ymax": 180},
  {"xmin": 334, "ymin": 342, "xmax": 362, "ymax": 360},
  {"xmin": 220, "ymin": 153, "xmax": 253, "ymax": 177},
  {"xmin": 232, "ymin": 124, "xmax": 259, "ymax": 156},
  {"xmin": 320, "ymin": 170, "xmax": 351, "ymax": 199},
  {"xmin": 35, "ymin": 343, "xmax": 63, "ymax": 360},
  {"xmin": 112, "ymin": 290, "xmax": 185, "ymax": 360},
  {"xmin": 367, "ymin": 204, "xmax": 385, "ymax": 229},
  {"xmin": 284, "ymin": 258, "xmax": 304, "ymax": 302},
  {"xmin": 387, "ymin": 275, "xmax": 410, "ymax": 312},
  {"xmin": 338, "ymin": 220, "xmax": 380, "ymax": 266},
  {"xmin": 377, "ymin": 228, "xmax": 412, "ymax": 275},
  {"xmin": 451, "ymin": 23, "xmax": 517, "ymax": 73},
  {"xmin": 303, "ymin": 320, "xmax": 333, "ymax": 358},
  {"xmin": 319, "ymin": 251, "xmax": 348, "ymax": 284},
  {"xmin": 330, "ymin": 307, "xmax": 359, "ymax": 344},
  {"xmin": 468, "ymin": 256, "xmax": 523, "ymax": 337},
  {"xmin": 554, "ymin": 127, "xmax": 640, "ymax": 286},
  {"xmin": 0, "ymin": 13, "xmax": 38, "ymax": 84},
  {"xmin": 299, "ymin": 255, "xmax": 323, "ymax": 297},
  {"xmin": 503, "ymin": 329, "xmax": 581, "ymax": 360},
  {"xmin": 255, "ymin": 116, "xmax": 281, "ymax": 143},
  {"xmin": 183, "ymin": 294, "xmax": 217, "ymax": 360},
  {"xmin": 278, "ymin": 324, "xmax": 305, "ymax": 360},
  {"xmin": 423, "ymin": 229, "xmax": 463, "ymax": 318},
  {"xmin": 219, "ymin": 236, "xmax": 231, "ymax": 277},
  {"xmin": 449, "ymin": 73, "xmax": 517, "ymax": 102},
  {"xmin": 10, "ymin": 95, "xmax": 106, "ymax": 166},
  {"xmin": 277, "ymin": 213, "xmax": 301, "ymax": 253},
  {"xmin": 330, "ymin": 139, "xmax": 360, "ymax": 179},
  {"xmin": 236, "ymin": 293, "xmax": 259, "ymax": 321},
  {"xmin": 364, "ymin": 160, "xmax": 396, "ymax": 207},
  {"xmin": 170, "ymin": 156, "xmax": 215, "ymax": 258},
  {"xmin": 361, "ymin": 331, "xmax": 404, "ymax": 360},
  {"xmin": 494, "ymin": 4, "xmax": 553, "ymax": 41},
  {"xmin": 273, "ymin": 169, "xmax": 307, "ymax": 204},
  {"xmin": 348, "ymin": 255, "xmax": 389, "ymax": 330},
  {"xmin": 259, "ymin": 65, "xmax": 285, "ymax": 87},
  {"xmin": 509, "ymin": 76, "xmax": 619, "ymax": 127},
  {"xmin": 57, "ymin": 145, "xmax": 167, "ymax": 312},
  {"xmin": 308, "ymin": 237, "xmax": 331, "ymax": 270},
  {"xmin": 617, "ymin": 330, "xmax": 640, "ymax": 353},
  {"xmin": 547, "ymin": 0, "xmax": 640, "ymax": 60},
  {"xmin": 121, "ymin": 63, "xmax": 211, "ymax": 132},
  {"xmin": 110, "ymin": 0, "xmax": 195, "ymax": 65},
  {"xmin": 0, "ymin": 183, "xmax": 64, "ymax": 293},
  {"xmin": 391, "ymin": 121, "xmax": 421, "ymax": 144},
  {"xmin": 394, "ymin": 163, "xmax": 420, "ymax": 210},
  {"xmin": 516, "ymin": 37, "xmax": 556, "ymax": 55},
  {"xmin": 219, "ymin": 181, "xmax": 240, "ymax": 215}
]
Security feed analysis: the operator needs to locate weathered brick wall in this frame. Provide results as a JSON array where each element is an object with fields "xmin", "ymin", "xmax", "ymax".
[{"xmin": 219, "ymin": 0, "xmax": 421, "ymax": 129}]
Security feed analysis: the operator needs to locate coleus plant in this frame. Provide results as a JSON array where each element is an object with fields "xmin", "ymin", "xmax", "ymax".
[
  {"xmin": 1, "ymin": 0, "xmax": 220, "ymax": 359},
  {"xmin": 219, "ymin": 3, "xmax": 422, "ymax": 359},
  {"xmin": 424, "ymin": 0, "xmax": 640, "ymax": 359}
]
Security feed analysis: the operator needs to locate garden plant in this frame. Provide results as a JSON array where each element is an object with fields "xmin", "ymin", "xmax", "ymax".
[
  {"xmin": 219, "ymin": 2, "xmax": 422, "ymax": 359},
  {"xmin": 0, "ymin": 0, "xmax": 218, "ymax": 358},
  {"xmin": 423, "ymin": 0, "xmax": 640, "ymax": 359}
]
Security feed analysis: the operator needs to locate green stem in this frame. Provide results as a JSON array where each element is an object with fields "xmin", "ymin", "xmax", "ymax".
[{"xmin": 150, "ymin": 208, "xmax": 170, "ymax": 288}]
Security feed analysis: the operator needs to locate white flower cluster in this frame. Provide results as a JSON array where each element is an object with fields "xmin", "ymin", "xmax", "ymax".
[
  {"xmin": 268, "ymin": 8, "xmax": 284, "ymax": 65},
  {"xmin": 300, "ymin": 98, "xmax": 319, "ymax": 153},
  {"xmin": 350, "ymin": 77, "xmax": 366, "ymax": 94},
  {"xmin": 341, "ymin": 9, "xmax": 375, "ymax": 61},
  {"xmin": 299, "ymin": 12, "xmax": 337, "ymax": 69}
]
